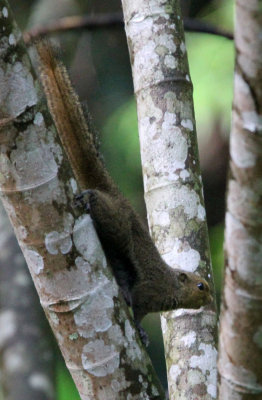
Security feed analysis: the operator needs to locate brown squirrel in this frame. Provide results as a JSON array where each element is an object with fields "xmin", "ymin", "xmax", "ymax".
[{"xmin": 36, "ymin": 41, "xmax": 212, "ymax": 344}]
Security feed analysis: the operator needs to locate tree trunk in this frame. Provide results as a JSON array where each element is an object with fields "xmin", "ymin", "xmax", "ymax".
[
  {"xmin": 0, "ymin": 1, "xmax": 165, "ymax": 398},
  {"xmin": 0, "ymin": 203, "xmax": 56, "ymax": 400},
  {"xmin": 120, "ymin": 0, "xmax": 217, "ymax": 399},
  {"xmin": 218, "ymin": 0, "xmax": 262, "ymax": 398}
]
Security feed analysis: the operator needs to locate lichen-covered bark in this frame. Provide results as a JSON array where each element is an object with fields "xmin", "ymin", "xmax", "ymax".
[
  {"xmin": 0, "ymin": 2, "xmax": 165, "ymax": 399},
  {"xmin": 0, "ymin": 203, "xmax": 56, "ymax": 400},
  {"xmin": 218, "ymin": 1, "xmax": 262, "ymax": 398},
  {"xmin": 121, "ymin": 0, "xmax": 217, "ymax": 398}
]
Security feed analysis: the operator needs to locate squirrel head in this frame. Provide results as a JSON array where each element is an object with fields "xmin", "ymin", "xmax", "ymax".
[{"xmin": 174, "ymin": 270, "xmax": 213, "ymax": 309}]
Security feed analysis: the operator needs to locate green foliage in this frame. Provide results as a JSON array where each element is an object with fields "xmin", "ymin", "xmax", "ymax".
[
  {"xmin": 186, "ymin": 32, "xmax": 234, "ymax": 140},
  {"xmin": 57, "ymin": 361, "xmax": 81, "ymax": 400},
  {"xmin": 209, "ymin": 224, "xmax": 224, "ymax": 301}
]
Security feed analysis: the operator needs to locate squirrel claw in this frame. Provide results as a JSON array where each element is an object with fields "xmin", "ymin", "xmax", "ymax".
[{"xmin": 73, "ymin": 191, "xmax": 92, "ymax": 213}]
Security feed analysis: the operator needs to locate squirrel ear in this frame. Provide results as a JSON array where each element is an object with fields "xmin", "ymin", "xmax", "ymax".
[{"xmin": 179, "ymin": 272, "xmax": 188, "ymax": 283}]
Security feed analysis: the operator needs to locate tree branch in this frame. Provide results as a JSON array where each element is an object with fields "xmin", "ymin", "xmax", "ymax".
[
  {"xmin": 120, "ymin": 0, "xmax": 218, "ymax": 399},
  {"xmin": 0, "ymin": 1, "xmax": 165, "ymax": 398},
  {"xmin": 23, "ymin": 11, "xmax": 233, "ymax": 44},
  {"xmin": 218, "ymin": 0, "xmax": 262, "ymax": 397}
]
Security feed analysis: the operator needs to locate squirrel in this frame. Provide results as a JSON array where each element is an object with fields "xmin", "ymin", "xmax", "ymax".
[{"xmin": 35, "ymin": 41, "xmax": 212, "ymax": 345}]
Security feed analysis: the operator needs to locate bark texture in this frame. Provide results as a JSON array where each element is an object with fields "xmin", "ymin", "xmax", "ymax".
[
  {"xmin": 218, "ymin": 0, "xmax": 262, "ymax": 398},
  {"xmin": 0, "ymin": 203, "xmax": 56, "ymax": 400},
  {"xmin": 0, "ymin": 2, "xmax": 165, "ymax": 399},
  {"xmin": 121, "ymin": 0, "xmax": 217, "ymax": 399}
]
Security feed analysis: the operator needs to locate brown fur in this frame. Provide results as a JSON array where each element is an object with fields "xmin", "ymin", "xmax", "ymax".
[{"xmin": 36, "ymin": 41, "xmax": 212, "ymax": 344}]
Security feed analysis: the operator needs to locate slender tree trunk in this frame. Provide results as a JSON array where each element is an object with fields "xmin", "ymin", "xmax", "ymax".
[
  {"xmin": 0, "ymin": 203, "xmax": 56, "ymax": 400},
  {"xmin": 0, "ymin": 1, "xmax": 165, "ymax": 398},
  {"xmin": 121, "ymin": 0, "xmax": 217, "ymax": 399},
  {"xmin": 218, "ymin": 0, "xmax": 262, "ymax": 398}
]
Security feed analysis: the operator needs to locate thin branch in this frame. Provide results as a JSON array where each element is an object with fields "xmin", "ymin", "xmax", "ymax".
[
  {"xmin": 23, "ymin": 11, "xmax": 233, "ymax": 44},
  {"xmin": 184, "ymin": 17, "xmax": 233, "ymax": 40}
]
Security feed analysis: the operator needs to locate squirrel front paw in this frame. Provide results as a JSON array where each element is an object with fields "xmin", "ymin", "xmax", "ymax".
[{"xmin": 73, "ymin": 190, "xmax": 93, "ymax": 213}]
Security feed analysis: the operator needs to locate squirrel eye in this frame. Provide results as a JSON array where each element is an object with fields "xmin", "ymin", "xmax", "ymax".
[{"xmin": 197, "ymin": 282, "xmax": 204, "ymax": 291}]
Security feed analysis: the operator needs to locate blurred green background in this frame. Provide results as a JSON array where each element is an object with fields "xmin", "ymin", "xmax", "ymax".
[{"xmin": 8, "ymin": 0, "xmax": 234, "ymax": 397}]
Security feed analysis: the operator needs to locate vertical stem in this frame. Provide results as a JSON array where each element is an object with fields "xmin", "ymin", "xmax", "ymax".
[
  {"xmin": 218, "ymin": 0, "xmax": 262, "ymax": 398},
  {"xmin": 121, "ymin": 0, "xmax": 217, "ymax": 398}
]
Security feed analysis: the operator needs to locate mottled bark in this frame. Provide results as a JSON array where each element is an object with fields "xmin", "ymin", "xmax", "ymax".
[
  {"xmin": 0, "ymin": 2, "xmax": 165, "ymax": 399},
  {"xmin": 218, "ymin": 1, "xmax": 262, "ymax": 398},
  {"xmin": 121, "ymin": 0, "xmax": 217, "ymax": 399},
  {"xmin": 0, "ymin": 203, "xmax": 56, "ymax": 400}
]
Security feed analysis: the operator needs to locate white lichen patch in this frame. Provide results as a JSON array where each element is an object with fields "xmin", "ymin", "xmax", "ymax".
[
  {"xmin": 143, "ymin": 122, "xmax": 188, "ymax": 186},
  {"xmin": 110, "ymin": 369, "xmax": 130, "ymax": 393},
  {"xmin": 129, "ymin": 14, "xmax": 177, "ymax": 91},
  {"xmin": 180, "ymin": 331, "xmax": 196, "ymax": 347},
  {"xmin": 73, "ymin": 214, "xmax": 106, "ymax": 267},
  {"xmin": 69, "ymin": 332, "xmax": 79, "ymax": 341},
  {"xmin": 190, "ymin": 343, "xmax": 217, "ymax": 398},
  {"xmin": 16, "ymin": 225, "xmax": 28, "ymax": 240},
  {"xmin": 125, "ymin": 320, "xmax": 135, "ymax": 343},
  {"xmin": 49, "ymin": 312, "xmax": 59, "ymax": 325},
  {"xmin": 197, "ymin": 204, "xmax": 206, "ymax": 221},
  {"xmin": 187, "ymin": 368, "xmax": 205, "ymax": 386},
  {"xmin": 139, "ymin": 91, "xmax": 163, "ymax": 129},
  {"xmin": 161, "ymin": 315, "xmax": 168, "ymax": 334},
  {"xmin": 40, "ymin": 253, "xmax": 102, "ymax": 304},
  {"xmin": 125, "ymin": 320, "xmax": 143, "ymax": 363},
  {"xmin": 253, "ymin": 326, "xmax": 262, "ymax": 349},
  {"xmin": 181, "ymin": 119, "xmax": 193, "ymax": 131},
  {"xmin": 180, "ymin": 42, "xmax": 186, "ymax": 54},
  {"xmin": 0, "ymin": 310, "xmax": 17, "ymax": 346},
  {"xmin": 225, "ymin": 212, "xmax": 262, "ymax": 285},
  {"xmin": 8, "ymin": 34, "xmax": 16, "ymax": 46},
  {"xmin": 1, "ymin": 61, "xmax": 37, "ymax": 117},
  {"xmin": 33, "ymin": 112, "xmax": 44, "ymax": 126},
  {"xmin": 108, "ymin": 324, "xmax": 124, "ymax": 345},
  {"xmin": 69, "ymin": 178, "xmax": 78, "ymax": 194},
  {"xmin": 164, "ymin": 54, "xmax": 177, "ymax": 69},
  {"xmin": 169, "ymin": 364, "xmax": 181, "ymax": 382},
  {"xmin": 74, "ymin": 290, "xmax": 113, "ymax": 338},
  {"xmin": 45, "ymin": 213, "xmax": 73, "ymax": 255},
  {"xmin": 24, "ymin": 249, "xmax": 44, "ymax": 275},
  {"xmin": 180, "ymin": 169, "xmax": 190, "ymax": 181},
  {"xmin": 242, "ymin": 111, "xmax": 262, "ymax": 133},
  {"xmin": 162, "ymin": 239, "xmax": 200, "ymax": 272},
  {"xmin": 231, "ymin": 129, "xmax": 256, "ymax": 168},
  {"xmin": 7, "ymin": 123, "xmax": 60, "ymax": 193},
  {"xmin": 2, "ymin": 7, "xmax": 8, "ymax": 17},
  {"xmin": 152, "ymin": 209, "xmax": 170, "ymax": 227},
  {"xmin": 82, "ymin": 340, "xmax": 119, "ymax": 377},
  {"xmin": 235, "ymin": 73, "xmax": 250, "ymax": 95},
  {"xmin": 29, "ymin": 373, "xmax": 54, "ymax": 398},
  {"xmin": 45, "ymin": 231, "xmax": 72, "ymax": 255}
]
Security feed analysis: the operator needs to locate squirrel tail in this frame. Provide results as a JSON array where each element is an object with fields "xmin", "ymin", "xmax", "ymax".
[{"xmin": 35, "ymin": 40, "xmax": 117, "ymax": 194}]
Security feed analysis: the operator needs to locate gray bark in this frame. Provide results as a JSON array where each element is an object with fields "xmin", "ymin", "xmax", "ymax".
[
  {"xmin": 120, "ymin": 0, "xmax": 217, "ymax": 399},
  {"xmin": 0, "ymin": 1, "xmax": 165, "ymax": 398},
  {"xmin": 218, "ymin": 0, "xmax": 262, "ymax": 398}
]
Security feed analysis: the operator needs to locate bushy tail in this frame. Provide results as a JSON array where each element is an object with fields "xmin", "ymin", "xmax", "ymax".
[{"xmin": 36, "ymin": 40, "xmax": 117, "ymax": 194}]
